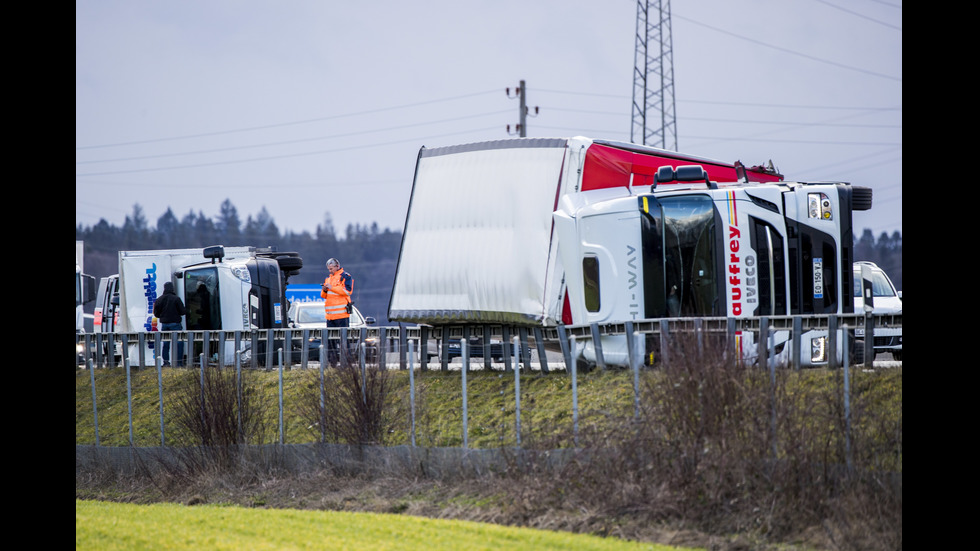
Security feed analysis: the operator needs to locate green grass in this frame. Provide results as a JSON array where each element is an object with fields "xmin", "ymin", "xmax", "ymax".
[{"xmin": 75, "ymin": 499, "xmax": 696, "ymax": 550}]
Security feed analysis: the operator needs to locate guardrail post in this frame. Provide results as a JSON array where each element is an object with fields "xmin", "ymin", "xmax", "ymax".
[
  {"xmin": 534, "ymin": 327, "xmax": 549, "ymax": 373},
  {"xmin": 199, "ymin": 352, "xmax": 206, "ymax": 430},
  {"xmin": 625, "ymin": 321, "xmax": 640, "ymax": 420},
  {"xmin": 217, "ymin": 331, "xmax": 226, "ymax": 368},
  {"xmin": 124, "ymin": 343, "xmax": 134, "ymax": 446},
  {"xmin": 590, "ymin": 323, "xmax": 605, "ymax": 370},
  {"xmin": 235, "ymin": 338, "xmax": 242, "ymax": 440},
  {"xmin": 461, "ymin": 339, "xmax": 468, "ymax": 449},
  {"xmin": 828, "ymin": 315, "xmax": 838, "ymax": 369},
  {"xmin": 513, "ymin": 336, "xmax": 521, "ymax": 447},
  {"xmin": 155, "ymin": 334, "xmax": 165, "ymax": 446},
  {"xmin": 137, "ymin": 332, "xmax": 147, "ymax": 369},
  {"xmin": 660, "ymin": 319, "xmax": 670, "ymax": 367},
  {"xmin": 518, "ymin": 327, "xmax": 532, "ymax": 371},
  {"xmin": 792, "ymin": 316, "xmax": 802, "ymax": 370},
  {"xmin": 418, "ymin": 325, "xmax": 429, "ymax": 372},
  {"xmin": 89, "ymin": 355, "xmax": 100, "ymax": 446},
  {"xmin": 379, "ymin": 326, "xmax": 387, "ymax": 370},
  {"xmin": 278, "ymin": 349, "xmax": 284, "ymax": 444},
  {"xmin": 265, "ymin": 329, "xmax": 274, "ymax": 371},
  {"xmin": 726, "ymin": 317, "xmax": 737, "ymax": 365},
  {"xmin": 557, "ymin": 325, "xmax": 573, "ymax": 375},
  {"xmin": 843, "ymin": 330, "xmax": 853, "ymax": 470},
  {"xmin": 695, "ymin": 318, "xmax": 704, "ymax": 359},
  {"xmin": 399, "ymin": 323, "xmax": 408, "ymax": 371},
  {"xmin": 319, "ymin": 344, "xmax": 326, "ymax": 443},
  {"xmin": 462, "ymin": 326, "xmax": 470, "ymax": 373},
  {"xmin": 483, "ymin": 325, "xmax": 492, "ymax": 371},
  {"xmin": 502, "ymin": 326, "xmax": 513, "ymax": 373},
  {"xmin": 360, "ymin": 341, "xmax": 367, "ymax": 405},
  {"xmin": 440, "ymin": 326, "xmax": 450, "ymax": 372},
  {"xmin": 408, "ymin": 340, "xmax": 416, "ymax": 447},
  {"xmin": 863, "ymin": 312, "xmax": 875, "ymax": 366},
  {"xmin": 758, "ymin": 317, "xmax": 769, "ymax": 372}
]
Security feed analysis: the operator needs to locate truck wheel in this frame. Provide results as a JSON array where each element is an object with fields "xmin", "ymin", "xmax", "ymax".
[
  {"xmin": 852, "ymin": 186, "xmax": 873, "ymax": 211},
  {"xmin": 892, "ymin": 350, "xmax": 902, "ymax": 362}
]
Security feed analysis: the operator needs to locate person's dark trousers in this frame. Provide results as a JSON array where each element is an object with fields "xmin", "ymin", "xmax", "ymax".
[
  {"xmin": 326, "ymin": 317, "xmax": 350, "ymax": 366},
  {"xmin": 160, "ymin": 322, "xmax": 184, "ymax": 366}
]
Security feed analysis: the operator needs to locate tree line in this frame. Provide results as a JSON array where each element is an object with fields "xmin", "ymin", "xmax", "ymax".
[
  {"xmin": 76, "ymin": 200, "xmax": 903, "ymax": 324},
  {"xmin": 76, "ymin": 200, "xmax": 402, "ymax": 323}
]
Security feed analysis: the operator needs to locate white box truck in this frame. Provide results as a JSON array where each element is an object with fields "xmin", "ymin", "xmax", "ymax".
[
  {"xmin": 97, "ymin": 245, "xmax": 303, "ymax": 365},
  {"xmin": 388, "ymin": 137, "xmax": 871, "ymax": 367}
]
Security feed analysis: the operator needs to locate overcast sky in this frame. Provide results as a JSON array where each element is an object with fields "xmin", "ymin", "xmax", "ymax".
[{"xmin": 76, "ymin": 0, "xmax": 901, "ymax": 241}]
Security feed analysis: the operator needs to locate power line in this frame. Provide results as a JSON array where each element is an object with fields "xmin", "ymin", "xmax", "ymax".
[
  {"xmin": 77, "ymin": 110, "xmax": 511, "ymax": 166},
  {"xmin": 811, "ymin": 0, "xmax": 901, "ymax": 31},
  {"xmin": 75, "ymin": 126, "xmax": 501, "ymax": 177},
  {"xmin": 674, "ymin": 13, "xmax": 901, "ymax": 82},
  {"xmin": 76, "ymin": 89, "xmax": 501, "ymax": 151}
]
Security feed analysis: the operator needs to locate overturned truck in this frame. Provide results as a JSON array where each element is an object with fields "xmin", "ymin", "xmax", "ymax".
[{"xmin": 388, "ymin": 137, "xmax": 871, "ymax": 367}]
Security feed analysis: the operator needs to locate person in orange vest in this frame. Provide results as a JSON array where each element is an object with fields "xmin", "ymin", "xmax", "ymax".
[{"xmin": 321, "ymin": 258, "xmax": 353, "ymax": 365}]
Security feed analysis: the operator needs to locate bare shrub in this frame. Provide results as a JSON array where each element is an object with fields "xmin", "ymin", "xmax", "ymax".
[
  {"xmin": 496, "ymin": 332, "xmax": 901, "ymax": 550},
  {"xmin": 164, "ymin": 365, "xmax": 269, "ymax": 470},
  {"xmin": 294, "ymin": 361, "xmax": 400, "ymax": 446}
]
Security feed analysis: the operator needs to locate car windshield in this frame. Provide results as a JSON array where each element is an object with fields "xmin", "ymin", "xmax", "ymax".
[
  {"xmin": 296, "ymin": 305, "xmax": 326, "ymax": 323},
  {"xmin": 293, "ymin": 303, "xmax": 364, "ymax": 325},
  {"xmin": 853, "ymin": 269, "xmax": 897, "ymax": 298}
]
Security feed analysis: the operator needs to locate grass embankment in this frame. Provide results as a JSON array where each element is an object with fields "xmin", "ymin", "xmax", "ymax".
[
  {"xmin": 76, "ymin": 499, "xmax": 689, "ymax": 551},
  {"xmin": 76, "ymin": 363, "xmax": 902, "ymax": 458},
  {"xmin": 75, "ymin": 366, "xmax": 643, "ymax": 448}
]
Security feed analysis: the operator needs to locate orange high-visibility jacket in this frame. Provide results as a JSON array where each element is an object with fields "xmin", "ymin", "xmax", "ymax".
[{"xmin": 321, "ymin": 269, "xmax": 353, "ymax": 320}]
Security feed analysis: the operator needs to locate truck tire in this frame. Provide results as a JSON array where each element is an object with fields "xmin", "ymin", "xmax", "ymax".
[{"xmin": 852, "ymin": 186, "xmax": 873, "ymax": 211}]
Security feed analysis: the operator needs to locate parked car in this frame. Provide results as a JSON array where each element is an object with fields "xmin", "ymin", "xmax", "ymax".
[
  {"xmin": 853, "ymin": 261, "xmax": 902, "ymax": 361},
  {"xmin": 287, "ymin": 301, "xmax": 377, "ymax": 363}
]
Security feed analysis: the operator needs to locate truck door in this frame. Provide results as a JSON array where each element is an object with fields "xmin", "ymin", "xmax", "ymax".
[{"xmin": 182, "ymin": 267, "xmax": 222, "ymax": 330}]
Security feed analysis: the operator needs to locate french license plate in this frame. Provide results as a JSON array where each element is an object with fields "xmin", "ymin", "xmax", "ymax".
[{"xmin": 813, "ymin": 258, "xmax": 824, "ymax": 299}]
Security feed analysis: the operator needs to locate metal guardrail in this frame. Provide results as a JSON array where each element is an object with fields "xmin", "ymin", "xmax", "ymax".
[{"xmin": 76, "ymin": 312, "xmax": 901, "ymax": 372}]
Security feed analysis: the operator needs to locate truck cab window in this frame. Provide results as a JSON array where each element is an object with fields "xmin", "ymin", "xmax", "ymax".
[
  {"xmin": 582, "ymin": 256, "xmax": 600, "ymax": 312},
  {"xmin": 184, "ymin": 267, "xmax": 221, "ymax": 330}
]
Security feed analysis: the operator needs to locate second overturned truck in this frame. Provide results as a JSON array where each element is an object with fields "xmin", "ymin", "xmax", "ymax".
[
  {"xmin": 388, "ymin": 136, "xmax": 871, "ymax": 367},
  {"xmin": 95, "ymin": 245, "xmax": 302, "ymax": 365}
]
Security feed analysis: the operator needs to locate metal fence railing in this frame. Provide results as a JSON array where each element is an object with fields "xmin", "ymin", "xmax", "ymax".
[{"xmin": 75, "ymin": 312, "xmax": 902, "ymax": 372}]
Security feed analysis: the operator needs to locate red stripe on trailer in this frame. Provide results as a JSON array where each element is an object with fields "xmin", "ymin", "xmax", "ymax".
[{"xmin": 580, "ymin": 143, "xmax": 782, "ymax": 192}]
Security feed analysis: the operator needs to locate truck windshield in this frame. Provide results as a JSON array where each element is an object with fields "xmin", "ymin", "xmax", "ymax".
[
  {"xmin": 184, "ymin": 267, "xmax": 221, "ymax": 330},
  {"xmin": 639, "ymin": 194, "xmax": 719, "ymax": 318}
]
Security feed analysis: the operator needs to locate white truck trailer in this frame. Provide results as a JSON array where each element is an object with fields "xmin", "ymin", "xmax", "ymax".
[{"xmin": 388, "ymin": 137, "xmax": 871, "ymax": 367}]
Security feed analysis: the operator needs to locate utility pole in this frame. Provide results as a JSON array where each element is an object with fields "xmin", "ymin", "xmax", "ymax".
[
  {"xmin": 506, "ymin": 80, "xmax": 538, "ymax": 137},
  {"xmin": 631, "ymin": 0, "xmax": 678, "ymax": 150}
]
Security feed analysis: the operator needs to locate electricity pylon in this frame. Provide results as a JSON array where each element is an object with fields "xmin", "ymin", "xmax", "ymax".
[{"xmin": 631, "ymin": 0, "xmax": 678, "ymax": 151}]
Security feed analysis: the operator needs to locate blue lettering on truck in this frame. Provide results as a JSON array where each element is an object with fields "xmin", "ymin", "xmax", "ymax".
[{"xmin": 143, "ymin": 263, "xmax": 158, "ymax": 331}]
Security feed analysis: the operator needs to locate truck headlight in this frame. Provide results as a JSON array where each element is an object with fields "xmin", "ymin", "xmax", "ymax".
[
  {"xmin": 808, "ymin": 193, "xmax": 833, "ymax": 221},
  {"xmin": 231, "ymin": 266, "xmax": 251, "ymax": 283},
  {"xmin": 810, "ymin": 336, "xmax": 827, "ymax": 363}
]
